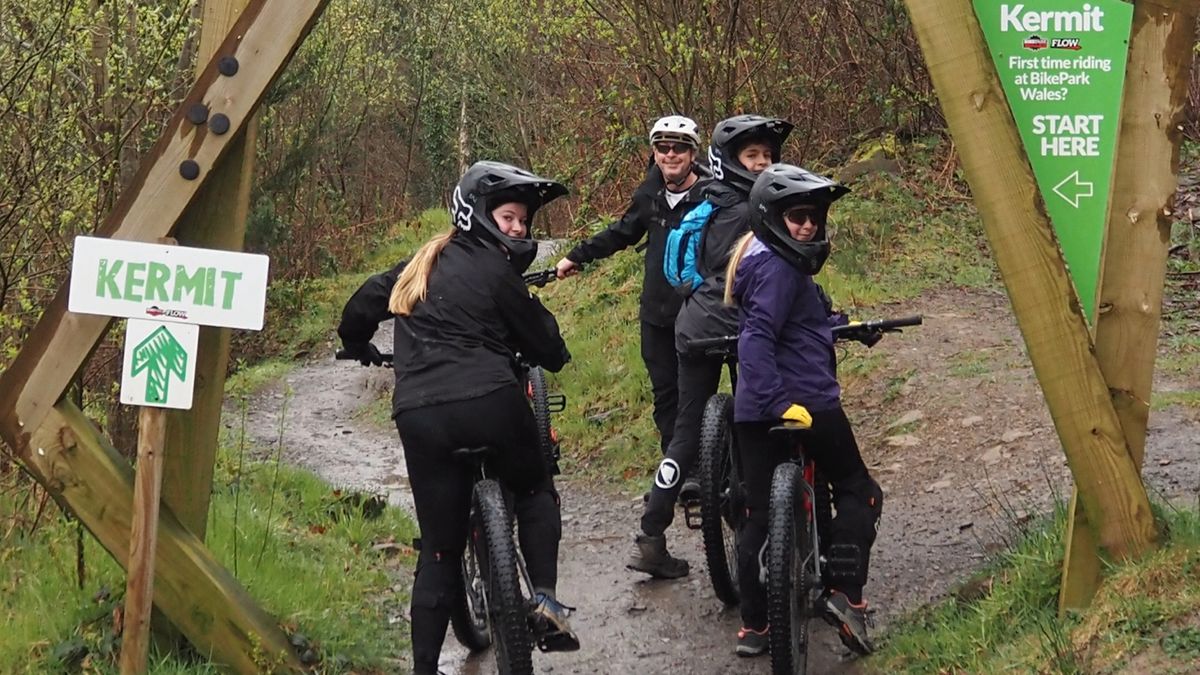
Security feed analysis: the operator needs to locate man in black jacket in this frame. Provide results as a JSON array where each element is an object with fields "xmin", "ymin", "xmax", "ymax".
[{"xmin": 555, "ymin": 115, "xmax": 708, "ymax": 458}]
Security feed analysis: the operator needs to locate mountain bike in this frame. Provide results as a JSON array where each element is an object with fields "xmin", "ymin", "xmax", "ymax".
[{"xmin": 765, "ymin": 315, "xmax": 922, "ymax": 674}]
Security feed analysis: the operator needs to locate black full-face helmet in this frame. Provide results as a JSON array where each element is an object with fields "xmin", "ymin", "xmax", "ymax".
[
  {"xmin": 707, "ymin": 115, "xmax": 794, "ymax": 194},
  {"xmin": 451, "ymin": 161, "xmax": 568, "ymax": 272},
  {"xmin": 749, "ymin": 163, "xmax": 850, "ymax": 275}
]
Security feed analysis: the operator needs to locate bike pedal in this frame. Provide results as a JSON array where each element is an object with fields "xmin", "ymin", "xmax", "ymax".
[{"xmin": 682, "ymin": 502, "xmax": 703, "ymax": 530}]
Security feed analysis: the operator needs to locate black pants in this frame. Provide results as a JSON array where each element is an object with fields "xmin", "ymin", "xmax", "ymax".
[
  {"xmin": 641, "ymin": 320, "xmax": 679, "ymax": 456},
  {"xmin": 395, "ymin": 386, "xmax": 562, "ymax": 674},
  {"xmin": 641, "ymin": 352, "xmax": 724, "ymax": 536},
  {"xmin": 735, "ymin": 407, "xmax": 883, "ymax": 631}
]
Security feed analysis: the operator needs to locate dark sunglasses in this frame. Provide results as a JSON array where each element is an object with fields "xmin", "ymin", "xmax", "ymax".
[
  {"xmin": 653, "ymin": 141, "xmax": 695, "ymax": 155},
  {"xmin": 783, "ymin": 206, "xmax": 828, "ymax": 226}
]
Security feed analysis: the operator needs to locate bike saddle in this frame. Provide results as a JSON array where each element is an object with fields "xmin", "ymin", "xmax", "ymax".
[
  {"xmin": 768, "ymin": 422, "xmax": 811, "ymax": 439},
  {"xmin": 451, "ymin": 446, "xmax": 497, "ymax": 461}
]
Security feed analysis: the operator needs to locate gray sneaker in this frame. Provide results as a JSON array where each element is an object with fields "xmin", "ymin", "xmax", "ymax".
[
  {"xmin": 531, "ymin": 592, "xmax": 581, "ymax": 652},
  {"xmin": 626, "ymin": 533, "xmax": 690, "ymax": 579},
  {"xmin": 822, "ymin": 591, "xmax": 874, "ymax": 655}
]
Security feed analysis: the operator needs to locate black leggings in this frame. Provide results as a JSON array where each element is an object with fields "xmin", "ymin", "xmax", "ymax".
[
  {"xmin": 641, "ymin": 352, "xmax": 724, "ymax": 536},
  {"xmin": 734, "ymin": 407, "xmax": 883, "ymax": 630},
  {"xmin": 395, "ymin": 386, "xmax": 562, "ymax": 674}
]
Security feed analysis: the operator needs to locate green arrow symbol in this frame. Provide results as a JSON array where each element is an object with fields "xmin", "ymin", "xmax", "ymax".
[
  {"xmin": 131, "ymin": 325, "xmax": 188, "ymax": 404},
  {"xmin": 1052, "ymin": 171, "xmax": 1095, "ymax": 208}
]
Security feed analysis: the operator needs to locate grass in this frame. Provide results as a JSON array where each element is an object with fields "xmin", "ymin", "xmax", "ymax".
[
  {"xmin": 872, "ymin": 504, "xmax": 1200, "ymax": 674},
  {"xmin": 0, "ymin": 444, "xmax": 416, "ymax": 674}
]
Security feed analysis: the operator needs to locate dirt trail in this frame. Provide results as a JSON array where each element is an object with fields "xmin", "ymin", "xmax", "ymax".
[{"xmin": 236, "ymin": 286, "xmax": 1200, "ymax": 674}]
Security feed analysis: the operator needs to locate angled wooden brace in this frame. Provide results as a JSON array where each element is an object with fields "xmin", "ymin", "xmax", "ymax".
[{"xmin": 0, "ymin": 0, "xmax": 330, "ymax": 671}]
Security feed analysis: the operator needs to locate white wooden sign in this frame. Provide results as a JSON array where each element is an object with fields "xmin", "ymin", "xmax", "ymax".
[{"xmin": 69, "ymin": 236, "xmax": 270, "ymax": 330}]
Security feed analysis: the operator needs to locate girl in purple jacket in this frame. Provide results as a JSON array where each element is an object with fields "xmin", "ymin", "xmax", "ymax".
[{"xmin": 723, "ymin": 164, "xmax": 882, "ymax": 658}]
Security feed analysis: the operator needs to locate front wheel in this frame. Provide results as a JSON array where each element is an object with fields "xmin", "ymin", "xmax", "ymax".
[
  {"xmin": 697, "ymin": 392, "xmax": 740, "ymax": 606},
  {"xmin": 472, "ymin": 480, "xmax": 533, "ymax": 674},
  {"xmin": 526, "ymin": 366, "xmax": 559, "ymax": 470},
  {"xmin": 767, "ymin": 462, "xmax": 814, "ymax": 674}
]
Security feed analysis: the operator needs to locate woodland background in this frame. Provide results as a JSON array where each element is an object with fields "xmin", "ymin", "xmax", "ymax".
[{"xmin": 1, "ymin": 0, "xmax": 1197, "ymax": 450}]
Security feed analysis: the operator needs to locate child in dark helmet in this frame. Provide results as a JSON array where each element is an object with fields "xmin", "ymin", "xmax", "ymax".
[
  {"xmin": 724, "ymin": 163, "xmax": 883, "ymax": 658},
  {"xmin": 629, "ymin": 115, "xmax": 793, "ymax": 580},
  {"xmin": 338, "ymin": 161, "xmax": 581, "ymax": 674}
]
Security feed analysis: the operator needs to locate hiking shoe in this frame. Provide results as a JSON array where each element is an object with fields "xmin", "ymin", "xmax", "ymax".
[
  {"xmin": 735, "ymin": 626, "xmax": 768, "ymax": 657},
  {"xmin": 531, "ymin": 592, "xmax": 581, "ymax": 652},
  {"xmin": 626, "ymin": 533, "xmax": 690, "ymax": 579},
  {"xmin": 678, "ymin": 478, "xmax": 702, "ymax": 504},
  {"xmin": 822, "ymin": 591, "xmax": 874, "ymax": 655}
]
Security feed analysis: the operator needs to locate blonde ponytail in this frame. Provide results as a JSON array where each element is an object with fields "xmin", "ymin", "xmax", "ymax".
[
  {"xmin": 723, "ymin": 232, "xmax": 757, "ymax": 306},
  {"xmin": 389, "ymin": 231, "xmax": 455, "ymax": 315}
]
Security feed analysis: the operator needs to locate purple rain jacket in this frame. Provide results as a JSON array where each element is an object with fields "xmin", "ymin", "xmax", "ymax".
[{"xmin": 731, "ymin": 237, "xmax": 842, "ymax": 422}]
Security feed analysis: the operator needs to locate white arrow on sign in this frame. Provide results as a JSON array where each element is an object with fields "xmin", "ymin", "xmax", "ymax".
[{"xmin": 1052, "ymin": 171, "xmax": 1095, "ymax": 208}]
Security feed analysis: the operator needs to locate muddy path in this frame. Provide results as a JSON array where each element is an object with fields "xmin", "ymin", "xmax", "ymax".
[{"xmin": 233, "ymin": 286, "xmax": 1200, "ymax": 674}]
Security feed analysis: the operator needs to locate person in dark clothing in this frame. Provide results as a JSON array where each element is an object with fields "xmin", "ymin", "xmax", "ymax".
[
  {"xmin": 725, "ymin": 163, "xmax": 882, "ymax": 657},
  {"xmin": 555, "ymin": 115, "xmax": 707, "ymax": 458},
  {"xmin": 338, "ymin": 161, "xmax": 580, "ymax": 674},
  {"xmin": 628, "ymin": 115, "xmax": 794, "ymax": 580}
]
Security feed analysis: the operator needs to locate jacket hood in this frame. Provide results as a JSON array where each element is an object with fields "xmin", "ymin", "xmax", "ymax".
[{"xmin": 703, "ymin": 180, "xmax": 747, "ymax": 208}]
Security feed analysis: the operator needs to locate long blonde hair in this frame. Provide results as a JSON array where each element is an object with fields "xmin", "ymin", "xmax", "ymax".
[
  {"xmin": 388, "ymin": 231, "xmax": 455, "ymax": 316},
  {"xmin": 723, "ymin": 232, "xmax": 757, "ymax": 305}
]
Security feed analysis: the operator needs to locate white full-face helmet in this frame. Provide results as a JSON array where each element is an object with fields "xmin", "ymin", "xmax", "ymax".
[{"xmin": 649, "ymin": 115, "xmax": 701, "ymax": 150}]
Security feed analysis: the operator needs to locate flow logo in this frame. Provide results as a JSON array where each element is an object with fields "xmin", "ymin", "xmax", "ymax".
[
  {"xmin": 452, "ymin": 186, "xmax": 473, "ymax": 232},
  {"xmin": 654, "ymin": 458, "xmax": 681, "ymax": 489}
]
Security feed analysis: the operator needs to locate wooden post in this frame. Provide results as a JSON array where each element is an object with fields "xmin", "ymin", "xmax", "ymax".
[
  {"xmin": 119, "ymin": 407, "xmax": 167, "ymax": 674},
  {"xmin": 1059, "ymin": 0, "xmax": 1198, "ymax": 612},
  {"xmin": 162, "ymin": 0, "xmax": 255, "ymax": 541},
  {"xmin": 901, "ymin": 0, "xmax": 1157, "ymax": 560}
]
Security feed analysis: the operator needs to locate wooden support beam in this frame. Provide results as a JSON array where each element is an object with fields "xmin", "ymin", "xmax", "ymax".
[
  {"xmin": 1059, "ymin": 0, "xmax": 1198, "ymax": 612},
  {"xmin": 0, "ymin": 0, "xmax": 330, "ymax": 457},
  {"xmin": 162, "ymin": 0, "xmax": 255, "ymax": 541},
  {"xmin": 24, "ymin": 402, "xmax": 303, "ymax": 672},
  {"xmin": 120, "ymin": 407, "xmax": 167, "ymax": 674},
  {"xmin": 902, "ymin": 0, "xmax": 1157, "ymax": 559}
]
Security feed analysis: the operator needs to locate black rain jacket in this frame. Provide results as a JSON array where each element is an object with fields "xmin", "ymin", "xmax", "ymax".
[
  {"xmin": 565, "ymin": 165, "xmax": 709, "ymax": 327},
  {"xmin": 338, "ymin": 234, "xmax": 570, "ymax": 416}
]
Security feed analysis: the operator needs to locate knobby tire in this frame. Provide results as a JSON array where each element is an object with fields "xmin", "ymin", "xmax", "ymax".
[
  {"xmin": 472, "ymin": 480, "xmax": 533, "ymax": 674},
  {"xmin": 767, "ymin": 462, "xmax": 813, "ymax": 674},
  {"xmin": 697, "ymin": 393, "xmax": 740, "ymax": 606}
]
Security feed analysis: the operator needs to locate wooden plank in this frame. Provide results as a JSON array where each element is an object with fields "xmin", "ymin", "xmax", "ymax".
[
  {"xmin": 25, "ymin": 402, "xmax": 303, "ymax": 672},
  {"xmin": 902, "ymin": 0, "xmax": 1157, "ymax": 560},
  {"xmin": 119, "ymin": 407, "xmax": 167, "ymax": 675},
  {"xmin": 163, "ymin": 0, "xmax": 255, "ymax": 541},
  {"xmin": 1059, "ymin": 0, "xmax": 1197, "ymax": 612},
  {"xmin": 0, "ymin": 0, "xmax": 330, "ymax": 456}
]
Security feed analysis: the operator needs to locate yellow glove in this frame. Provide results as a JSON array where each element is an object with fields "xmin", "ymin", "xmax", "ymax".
[{"xmin": 782, "ymin": 404, "xmax": 812, "ymax": 428}]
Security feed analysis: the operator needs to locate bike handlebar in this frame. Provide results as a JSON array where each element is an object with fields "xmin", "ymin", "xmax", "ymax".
[
  {"xmin": 522, "ymin": 269, "xmax": 558, "ymax": 288},
  {"xmin": 830, "ymin": 315, "xmax": 923, "ymax": 338}
]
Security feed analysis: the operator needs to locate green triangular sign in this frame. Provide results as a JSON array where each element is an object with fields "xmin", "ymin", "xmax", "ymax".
[{"xmin": 974, "ymin": 0, "xmax": 1134, "ymax": 322}]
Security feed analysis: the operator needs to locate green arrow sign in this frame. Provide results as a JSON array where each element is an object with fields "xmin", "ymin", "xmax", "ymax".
[
  {"xmin": 974, "ymin": 0, "xmax": 1133, "ymax": 321},
  {"xmin": 131, "ymin": 325, "xmax": 189, "ymax": 404}
]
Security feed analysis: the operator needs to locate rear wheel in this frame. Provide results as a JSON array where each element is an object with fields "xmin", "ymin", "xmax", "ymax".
[
  {"xmin": 697, "ymin": 393, "xmax": 740, "ymax": 606},
  {"xmin": 767, "ymin": 462, "xmax": 814, "ymax": 674},
  {"xmin": 449, "ymin": 532, "xmax": 491, "ymax": 651},
  {"xmin": 472, "ymin": 480, "xmax": 533, "ymax": 674}
]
